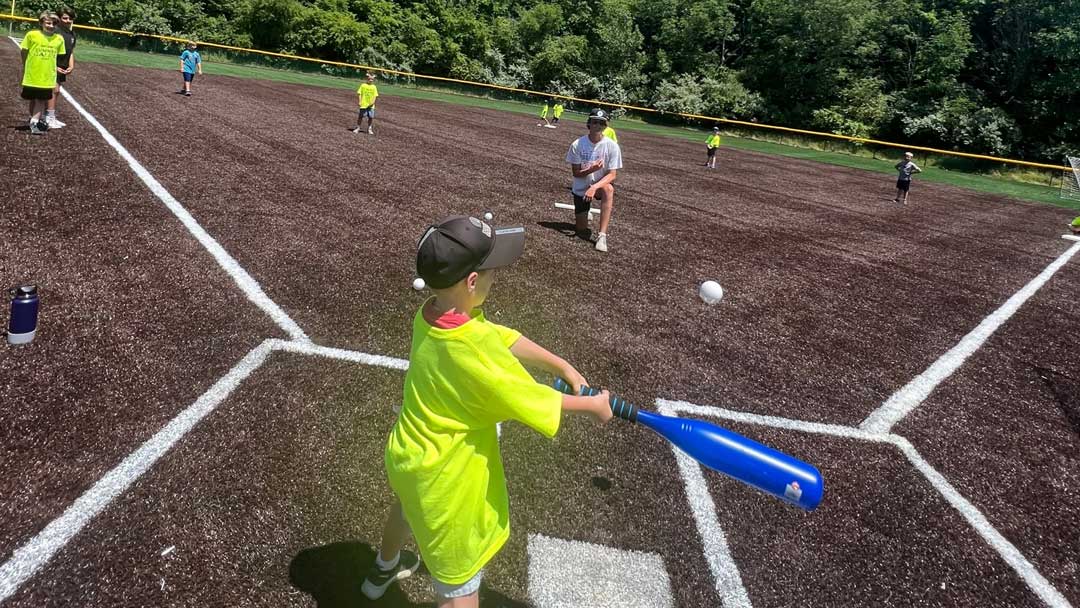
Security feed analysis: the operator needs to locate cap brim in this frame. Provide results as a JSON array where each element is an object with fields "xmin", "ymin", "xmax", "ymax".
[{"xmin": 478, "ymin": 226, "xmax": 525, "ymax": 271}]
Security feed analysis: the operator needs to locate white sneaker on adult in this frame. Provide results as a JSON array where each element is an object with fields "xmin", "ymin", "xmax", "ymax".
[
  {"xmin": 594, "ymin": 232, "xmax": 608, "ymax": 252},
  {"xmin": 368, "ymin": 127, "xmax": 374, "ymax": 135},
  {"xmin": 47, "ymin": 117, "xmax": 66, "ymax": 129}
]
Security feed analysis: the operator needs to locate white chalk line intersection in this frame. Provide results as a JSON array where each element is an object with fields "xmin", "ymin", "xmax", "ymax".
[
  {"xmin": 656, "ymin": 398, "xmax": 1073, "ymax": 608},
  {"xmin": 0, "ymin": 339, "xmax": 410, "ymax": 603}
]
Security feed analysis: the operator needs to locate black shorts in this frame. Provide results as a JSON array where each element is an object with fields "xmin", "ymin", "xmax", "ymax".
[
  {"xmin": 707, "ymin": 147, "xmax": 717, "ymax": 158},
  {"xmin": 896, "ymin": 179, "xmax": 911, "ymax": 192},
  {"xmin": 57, "ymin": 72, "xmax": 67, "ymax": 84},
  {"xmin": 20, "ymin": 86, "xmax": 53, "ymax": 100},
  {"xmin": 573, "ymin": 191, "xmax": 610, "ymax": 214}
]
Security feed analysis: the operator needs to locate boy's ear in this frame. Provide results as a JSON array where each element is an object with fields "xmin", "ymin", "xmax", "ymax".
[{"xmin": 465, "ymin": 271, "xmax": 480, "ymax": 291}]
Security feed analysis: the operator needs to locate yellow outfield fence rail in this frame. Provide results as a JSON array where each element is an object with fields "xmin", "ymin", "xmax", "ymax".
[{"xmin": 3, "ymin": 13, "xmax": 1069, "ymax": 174}]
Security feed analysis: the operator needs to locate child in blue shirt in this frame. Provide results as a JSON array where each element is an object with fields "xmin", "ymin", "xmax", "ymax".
[{"xmin": 178, "ymin": 42, "xmax": 202, "ymax": 97}]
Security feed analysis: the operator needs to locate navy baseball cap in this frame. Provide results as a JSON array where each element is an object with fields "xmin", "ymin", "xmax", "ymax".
[
  {"xmin": 416, "ymin": 216, "xmax": 526, "ymax": 289},
  {"xmin": 587, "ymin": 108, "xmax": 609, "ymax": 123}
]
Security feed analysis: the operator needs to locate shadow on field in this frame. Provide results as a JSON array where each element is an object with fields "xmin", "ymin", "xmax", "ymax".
[
  {"xmin": 289, "ymin": 542, "xmax": 530, "ymax": 608},
  {"xmin": 533, "ymin": 219, "xmax": 583, "ymax": 237},
  {"xmin": 290, "ymin": 542, "xmax": 429, "ymax": 607},
  {"xmin": 1036, "ymin": 365, "xmax": 1080, "ymax": 436}
]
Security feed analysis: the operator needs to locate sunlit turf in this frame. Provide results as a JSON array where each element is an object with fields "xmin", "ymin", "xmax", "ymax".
[{"xmin": 68, "ymin": 41, "xmax": 1080, "ymax": 211}]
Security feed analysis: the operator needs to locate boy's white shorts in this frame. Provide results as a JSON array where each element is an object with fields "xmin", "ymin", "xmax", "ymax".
[{"xmin": 433, "ymin": 569, "xmax": 483, "ymax": 600}]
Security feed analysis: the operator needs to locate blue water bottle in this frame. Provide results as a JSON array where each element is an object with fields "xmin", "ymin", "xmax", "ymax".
[{"xmin": 7, "ymin": 285, "xmax": 40, "ymax": 345}]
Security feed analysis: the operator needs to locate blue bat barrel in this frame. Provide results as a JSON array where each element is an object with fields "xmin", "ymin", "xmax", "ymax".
[
  {"xmin": 554, "ymin": 378, "xmax": 823, "ymax": 511},
  {"xmin": 635, "ymin": 409, "xmax": 823, "ymax": 510}
]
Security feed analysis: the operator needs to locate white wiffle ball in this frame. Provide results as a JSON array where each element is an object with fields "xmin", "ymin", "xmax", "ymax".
[
  {"xmin": 699, "ymin": 280, "xmax": 723, "ymax": 304},
  {"xmin": 412, "ymin": 277, "xmax": 426, "ymax": 291},
  {"xmin": 483, "ymin": 211, "xmax": 494, "ymax": 221}
]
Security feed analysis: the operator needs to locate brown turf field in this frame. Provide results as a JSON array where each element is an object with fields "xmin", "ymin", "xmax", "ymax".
[{"xmin": 1, "ymin": 41, "xmax": 1078, "ymax": 607}]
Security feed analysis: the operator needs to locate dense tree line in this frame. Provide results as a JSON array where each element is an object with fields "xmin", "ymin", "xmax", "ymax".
[{"xmin": 22, "ymin": 0, "xmax": 1078, "ymax": 161}]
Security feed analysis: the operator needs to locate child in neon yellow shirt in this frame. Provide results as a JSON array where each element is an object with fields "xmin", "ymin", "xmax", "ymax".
[
  {"xmin": 602, "ymin": 125, "xmax": 618, "ymax": 143},
  {"xmin": 362, "ymin": 215, "xmax": 612, "ymax": 606},
  {"xmin": 705, "ymin": 126, "xmax": 721, "ymax": 169},
  {"xmin": 353, "ymin": 72, "xmax": 379, "ymax": 134},
  {"xmin": 20, "ymin": 12, "xmax": 65, "ymax": 135},
  {"xmin": 537, "ymin": 99, "xmax": 550, "ymax": 126}
]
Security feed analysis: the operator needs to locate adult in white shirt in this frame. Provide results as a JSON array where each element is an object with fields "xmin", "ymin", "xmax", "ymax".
[{"xmin": 565, "ymin": 108, "xmax": 623, "ymax": 252}]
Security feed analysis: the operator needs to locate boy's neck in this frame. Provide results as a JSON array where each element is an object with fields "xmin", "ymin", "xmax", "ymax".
[{"xmin": 428, "ymin": 294, "xmax": 473, "ymax": 318}]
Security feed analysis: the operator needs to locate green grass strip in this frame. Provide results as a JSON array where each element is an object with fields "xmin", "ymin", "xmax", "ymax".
[{"xmin": 73, "ymin": 42, "xmax": 1079, "ymax": 210}]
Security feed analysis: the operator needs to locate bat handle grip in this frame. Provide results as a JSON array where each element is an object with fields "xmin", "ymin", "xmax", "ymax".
[{"xmin": 552, "ymin": 378, "xmax": 638, "ymax": 422}]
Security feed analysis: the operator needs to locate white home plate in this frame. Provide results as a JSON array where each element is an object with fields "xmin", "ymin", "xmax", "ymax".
[{"xmin": 527, "ymin": 534, "xmax": 674, "ymax": 607}]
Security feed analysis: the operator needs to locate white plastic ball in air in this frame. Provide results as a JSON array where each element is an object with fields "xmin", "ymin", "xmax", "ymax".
[
  {"xmin": 699, "ymin": 280, "xmax": 723, "ymax": 304},
  {"xmin": 413, "ymin": 277, "xmax": 426, "ymax": 291},
  {"xmin": 483, "ymin": 212, "xmax": 494, "ymax": 221}
]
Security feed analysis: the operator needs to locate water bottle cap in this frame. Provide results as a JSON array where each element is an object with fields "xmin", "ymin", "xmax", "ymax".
[{"xmin": 11, "ymin": 285, "xmax": 37, "ymax": 299}]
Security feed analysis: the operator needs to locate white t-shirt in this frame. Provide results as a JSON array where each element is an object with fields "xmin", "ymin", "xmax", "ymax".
[{"xmin": 565, "ymin": 135, "xmax": 623, "ymax": 196}]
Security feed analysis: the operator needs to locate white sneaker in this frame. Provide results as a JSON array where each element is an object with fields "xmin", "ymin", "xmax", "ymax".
[
  {"xmin": 47, "ymin": 117, "xmax": 66, "ymax": 128},
  {"xmin": 367, "ymin": 127, "xmax": 374, "ymax": 135},
  {"xmin": 350, "ymin": 126, "xmax": 361, "ymax": 133},
  {"xmin": 594, "ymin": 232, "xmax": 608, "ymax": 252},
  {"xmin": 29, "ymin": 120, "xmax": 44, "ymax": 135}
]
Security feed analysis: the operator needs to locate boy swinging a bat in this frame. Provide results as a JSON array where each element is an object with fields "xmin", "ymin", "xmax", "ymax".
[{"xmin": 362, "ymin": 215, "xmax": 611, "ymax": 606}]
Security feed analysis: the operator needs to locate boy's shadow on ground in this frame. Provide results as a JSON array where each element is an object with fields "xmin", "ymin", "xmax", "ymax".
[
  {"xmin": 289, "ymin": 542, "xmax": 529, "ymax": 608},
  {"xmin": 537, "ymin": 221, "xmax": 592, "ymax": 242}
]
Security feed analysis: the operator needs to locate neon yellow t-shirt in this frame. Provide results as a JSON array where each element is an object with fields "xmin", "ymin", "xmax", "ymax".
[
  {"xmin": 603, "ymin": 126, "xmax": 618, "ymax": 143},
  {"xmin": 386, "ymin": 305, "xmax": 562, "ymax": 584},
  {"xmin": 707, "ymin": 134, "xmax": 721, "ymax": 148},
  {"xmin": 553, "ymin": 104, "xmax": 564, "ymax": 118},
  {"xmin": 1072, "ymin": 216, "xmax": 1080, "ymax": 228},
  {"xmin": 357, "ymin": 83, "xmax": 378, "ymax": 108},
  {"xmin": 21, "ymin": 30, "xmax": 65, "ymax": 89},
  {"xmin": 539, "ymin": 104, "xmax": 549, "ymax": 118}
]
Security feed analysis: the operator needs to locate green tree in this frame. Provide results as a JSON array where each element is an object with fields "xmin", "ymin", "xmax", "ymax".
[
  {"xmin": 246, "ymin": 0, "xmax": 302, "ymax": 50},
  {"xmin": 812, "ymin": 74, "xmax": 889, "ymax": 138},
  {"xmin": 589, "ymin": 0, "xmax": 646, "ymax": 93},
  {"xmin": 516, "ymin": 3, "xmax": 565, "ymax": 54},
  {"xmin": 652, "ymin": 68, "xmax": 761, "ymax": 119},
  {"xmin": 652, "ymin": 72, "xmax": 706, "ymax": 115},
  {"xmin": 740, "ymin": 0, "xmax": 881, "ymax": 123},
  {"xmin": 529, "ymin": 34, "xmax": 587, "ymax": 87},
  {"xmin": 699, "ymin": 67, "xmax": 762, "ymax": 119},
  {"xmin": 656, "ymin": 0, "xmax": 736, "ymax": 75},
  {"xmin": 285, "ymin": 7, "xmax": 369, "ymax": 61},
  {"xmin": 901, "ymin": 93, "xmax": 1019, "ymax": 155}
]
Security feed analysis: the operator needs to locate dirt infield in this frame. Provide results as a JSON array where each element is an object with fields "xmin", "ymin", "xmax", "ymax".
[
  {"xmin": 0, "ymin": 55, "xmax": 280, "ymax": 577},
  {"xmin": 2, "ymin": 42, "xmax": 1078, "ymax": 607}
]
